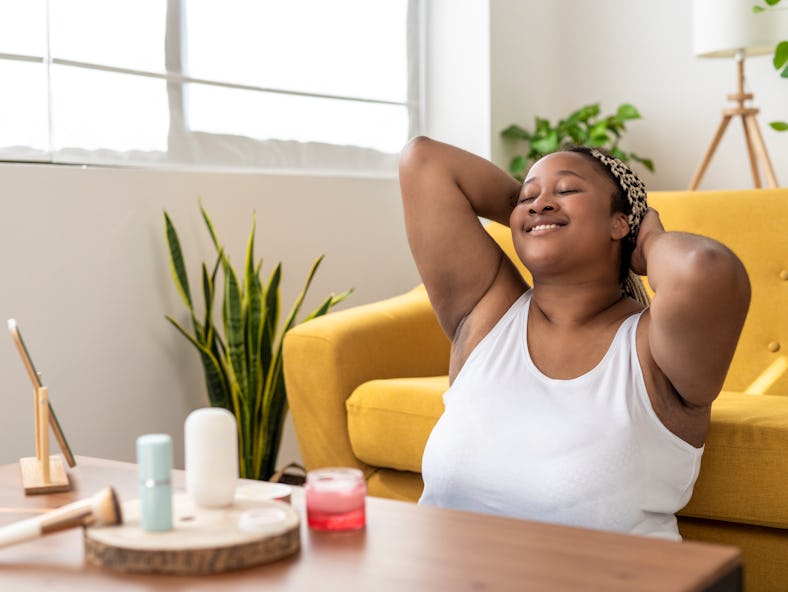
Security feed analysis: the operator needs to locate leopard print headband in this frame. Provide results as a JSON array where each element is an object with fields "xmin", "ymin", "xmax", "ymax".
[
  {"xmin": 587, "ymin": 149, "xmax": 648, "ymax": 246},
  {"xmin": 586, "ymin": 149, "xmax": 650, "ymax": 306}
]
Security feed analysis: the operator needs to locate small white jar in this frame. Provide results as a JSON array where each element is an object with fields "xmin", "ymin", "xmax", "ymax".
[{"xmin": 184, "ymin": 407, "xmax": 239, "ymax": 508}]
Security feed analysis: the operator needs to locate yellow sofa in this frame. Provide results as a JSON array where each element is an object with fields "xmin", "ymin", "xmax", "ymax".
[{"xmin": 284, "ymin": 187, "xmax": 788, "ymax": 591}]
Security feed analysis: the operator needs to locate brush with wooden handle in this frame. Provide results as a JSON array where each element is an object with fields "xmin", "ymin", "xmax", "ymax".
[{"xmin": 0, "ymin": 487, "xmax": 122, "ymax": 549}]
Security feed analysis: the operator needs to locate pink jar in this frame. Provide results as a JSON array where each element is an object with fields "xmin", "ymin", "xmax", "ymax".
[{"xmin": 305, "ymin": 468, "xmax": 366, "ymax": 531}]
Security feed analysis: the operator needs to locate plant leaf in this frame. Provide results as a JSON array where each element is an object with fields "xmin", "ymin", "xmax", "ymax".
[
  {"xmin": 304, "ymin": 288, "xmax": 354, "ymax": 322},
  {"xmin": 244, "ymin": 219, "xmax": 264, "ymax": 416},
  {"xmin": 264, "ymin": 262, "xmax": 282, "ymax": 342},
  {"xmin": 616, "ymin": 103, "xmax": 641, "ymax": 120},
  {"xmin": 199, "ymin": 201, "xmax": 223, "ymax": 256},
  {"xmin": 769, "ymin": 121, "xmax": 788, "ymax": 131},
  {"xmin": 260, "ymin": 255, "xmax": 324, "ymax": 425},
  {"xmin": 629, "ymin": 153, "xmax": 656, "ymax": 172},
  {"xmin": 500, "ymin": 124, "xmax": 531, "ymax": 141},
  {"xmin": 166, "ymin": 315, "xmax": 231, "ymax": 409},
  {"xmin": 531, "ymin": 130, "xmax": 559, "ymax": 156},
  {"xmin": 508, "ymin": 155, "xmax": 527, "ymax": 178},
  {"xmin": 223, "ymin": 261, "xmax": 248, "ymax": 404},
  {"xmin": 589, "ymin": 121, "xmax": 610, "ymax": 143},
  {"xmin": 574, "ymin": 103, "xmax": 600, "ymax": 122},
  {"xmin": 164, "ymin": 211, "xmax": 193, "ymax": 309},
  {"xmin": 774, "ymin": 41, "xmax": 788, "ymax": 70},
  {"xmin": 753, "ymin": 5, "xmax": 765, "ymax": 12},
  {"xmin": 765, "ymin": 0, "xmax": 781, "ymax": 6}
]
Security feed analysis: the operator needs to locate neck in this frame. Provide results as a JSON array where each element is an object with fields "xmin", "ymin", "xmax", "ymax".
[{"xmin": 530, "ymin": 281, "xmax": 624, "ymax": 327}]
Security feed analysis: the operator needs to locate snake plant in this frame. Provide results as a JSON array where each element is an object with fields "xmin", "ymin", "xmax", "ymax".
[{"xmin": 164, "ymin": 203, "xmax": 351, "ymax": 480}]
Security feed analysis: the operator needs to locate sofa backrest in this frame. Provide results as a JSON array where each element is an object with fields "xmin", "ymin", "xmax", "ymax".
[{"xmin": 484, "ymin": 188, "xmax": 787, "ymax": 395}]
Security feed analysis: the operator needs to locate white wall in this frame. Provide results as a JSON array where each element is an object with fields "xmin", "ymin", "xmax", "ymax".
[
  {"xmin": 489, "ymin": 0, "xmax": 788, "ymax": 190},
  {"xmin": 0, "ymin": 165, "xmax": 419, "ymax": 469},
  {"xmin": 424, "ymin": 0, "xmax": 491, "ymax": 157}
]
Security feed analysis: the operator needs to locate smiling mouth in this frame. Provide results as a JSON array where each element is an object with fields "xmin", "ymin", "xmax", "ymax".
[{"xmin": 527, "ymin": 223, "xmax": 563, "ymax": 233}]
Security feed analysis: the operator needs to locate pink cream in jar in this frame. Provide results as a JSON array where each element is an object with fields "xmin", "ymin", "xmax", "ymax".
[{"xmin": 305, "ymin": 468, "xmax": 366, "ymax": 531}]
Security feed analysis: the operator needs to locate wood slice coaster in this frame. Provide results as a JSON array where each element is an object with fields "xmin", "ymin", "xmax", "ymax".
[{"xmin": 84, "ymin": 493, "xmax": 300, "ymax": 575}]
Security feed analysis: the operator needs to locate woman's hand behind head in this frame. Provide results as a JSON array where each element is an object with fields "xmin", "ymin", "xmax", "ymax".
[{"xmin": 630, "ymin": 207, "xmax": 665, "ymax": 276}]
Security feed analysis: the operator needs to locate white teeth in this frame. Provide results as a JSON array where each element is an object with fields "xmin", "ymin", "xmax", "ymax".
[{"xmin": 530, "ymin": 224, "xmax": 560, "ymax": 232}]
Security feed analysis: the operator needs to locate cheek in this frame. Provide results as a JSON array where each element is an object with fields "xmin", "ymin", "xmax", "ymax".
[{"xmin": 509, "ymin": 205, "xmax": 526, "ymax": 229}]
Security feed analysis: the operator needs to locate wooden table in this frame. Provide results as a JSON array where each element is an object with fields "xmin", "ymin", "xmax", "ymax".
[{"xmin": 0, "ymin": 456, "xmax": 741, "ymax": 591}]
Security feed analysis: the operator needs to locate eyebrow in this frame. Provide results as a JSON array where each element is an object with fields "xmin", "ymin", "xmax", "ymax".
[{"xmin": 523, "ymin": 169, "xmax": 588, "ymax": 186}]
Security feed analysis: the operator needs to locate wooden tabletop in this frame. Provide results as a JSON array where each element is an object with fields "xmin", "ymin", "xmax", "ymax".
[{"xmin": 0, "ymin": 456, "xmax": 741, "ymax": 591}]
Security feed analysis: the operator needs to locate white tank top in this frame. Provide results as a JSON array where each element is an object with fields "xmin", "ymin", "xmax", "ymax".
[{"xmin": 419, "ymin": 290, "xmax": 703, "ymax": 540}]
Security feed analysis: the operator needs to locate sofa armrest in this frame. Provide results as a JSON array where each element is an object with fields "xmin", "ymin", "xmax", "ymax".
[{"xmin": 283, "ymin": 285, "xmax": 450, "ymax": 475}]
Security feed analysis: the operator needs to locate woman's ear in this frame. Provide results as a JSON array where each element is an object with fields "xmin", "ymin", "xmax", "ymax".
[{"xmin": 610, "ymin": 212, "xmax": 630, "ymax": 240}]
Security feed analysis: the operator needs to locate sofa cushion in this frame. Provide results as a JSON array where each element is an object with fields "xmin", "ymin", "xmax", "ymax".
[
  {"xmin": 681, "ymin": 391, "xmax": 788, "ymax": 529},
  {"xmin": 346, "ymin": 376, "xmax": 447, "ymax": 472}
]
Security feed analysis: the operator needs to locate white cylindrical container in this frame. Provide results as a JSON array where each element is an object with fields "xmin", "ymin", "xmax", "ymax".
[{"xmin": 185, "ymin": 407, "xmax": 239, "ymax": 508}]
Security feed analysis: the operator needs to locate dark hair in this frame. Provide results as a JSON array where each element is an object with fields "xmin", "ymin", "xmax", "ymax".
[{"xmin": 562, "ymin": 145, "xmax": 634, "ymax": 284}]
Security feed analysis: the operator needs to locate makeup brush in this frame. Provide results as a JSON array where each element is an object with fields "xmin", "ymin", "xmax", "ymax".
[{"xmin": 0, "ymin": 487, "xmax": 122, "ymax": 549}]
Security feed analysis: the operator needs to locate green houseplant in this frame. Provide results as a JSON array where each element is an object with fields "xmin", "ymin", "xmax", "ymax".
[
  {"xmin": 164, "ymin": 203, "xmax": 351, "ymax": 481},
  {"xmin": 500, "ymin": 102, "xmax": 655, "ymax": 180},
  {"xmin": 754, "ymin": 0, "xmax": 788, "ymax": 130}
]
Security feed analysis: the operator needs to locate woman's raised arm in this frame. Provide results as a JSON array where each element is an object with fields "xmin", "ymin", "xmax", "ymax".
[
  {"xmin": 632, "ymin": 209, "xmax": 751, "ymax": 407},
  {"xmin": 398, "ymin": 136, "xmax": 523, "ymax": 339}
]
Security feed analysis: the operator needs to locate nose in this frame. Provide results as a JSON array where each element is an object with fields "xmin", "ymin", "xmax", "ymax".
[{"xmin": 528, "ymin": 192, "xmax": 557, "ymax": 214}]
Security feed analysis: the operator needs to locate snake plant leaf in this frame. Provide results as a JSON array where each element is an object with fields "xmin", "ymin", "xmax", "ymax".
[
  {"xmin": 200, "ymin": 263, "xmax": 214, "ymax": 344},
  {"xmin": 304, "ymin": 288, "xmax": 354, "ymax": 322},
  {"xmin": 246, "ymin": 301, "xmax": 263, "ymax": 403},
  {"xmin": 260, "ymin": 255, "xmax": 324, "ymax": 420},
  {"xmin": 244, "ymin": 231, "xmax": 264, "ymax": 408},
  {"xmin": 222, "ymin": 261, "xmax": 248, "ymax": 404},
  {"xmin": 260, "ymin": 263, "xmax": 281, "ymax": 383},
  {"xmin": 278, "ymin": 255, "xmax": 324, "ymax": 339},
  {"xmin": 165, "ymin": 315, "xmax": 231, "ymax": 410},
  {"xmin": 259, "ymin": 372, "xmax": 288, "ymax": 479},
  {"xmin": 199, "ymin": 200, "xmax": 223, "ymax": 256},
  {"xmin": 164, "ymin": 212, "xmax": 193, "ymax": 309},
  {"xmin": 264, "ymin": 263, "xmax": 282, "ymax": 338}
]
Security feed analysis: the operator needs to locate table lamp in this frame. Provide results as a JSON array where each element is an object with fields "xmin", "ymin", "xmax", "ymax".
[{"xmin": 689, "ymin": 0, "xmax": 787, "ymax": 190}]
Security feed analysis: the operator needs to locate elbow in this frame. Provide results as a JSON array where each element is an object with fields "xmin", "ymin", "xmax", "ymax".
[
  {"xmin": 682, "ymin": 244, "xmax": 751, "ymax": 309},
  {"xmin": 398, "ymin": 135, "xmax": 434, "ymax": 174}
]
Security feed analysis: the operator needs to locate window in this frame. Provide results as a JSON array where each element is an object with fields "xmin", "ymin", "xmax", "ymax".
[{"xmin": 0, "ymin": 0, "xmax": 420, "ymax": 173}]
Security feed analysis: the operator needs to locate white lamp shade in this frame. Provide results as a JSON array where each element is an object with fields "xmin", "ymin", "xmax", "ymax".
[{"xmin": 692, "ymin": 0, "xmax": 788, "ymax": 58}]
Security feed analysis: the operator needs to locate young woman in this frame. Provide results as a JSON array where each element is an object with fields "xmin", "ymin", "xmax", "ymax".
[{"xmin": 399, "ymin": 137, "xmax": 750, "ymax": 540}]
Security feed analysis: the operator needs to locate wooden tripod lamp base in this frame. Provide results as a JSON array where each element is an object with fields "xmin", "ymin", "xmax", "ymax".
[{"xmin": 689, "ymin": 54, "xmax": 779, "ymax": 190}]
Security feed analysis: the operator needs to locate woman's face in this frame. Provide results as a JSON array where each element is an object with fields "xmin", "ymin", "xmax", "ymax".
[{"xmin": 509, "ymin": 151, "xmax": 629, "ymax": 280}]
